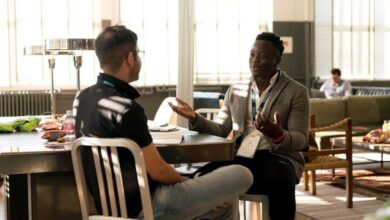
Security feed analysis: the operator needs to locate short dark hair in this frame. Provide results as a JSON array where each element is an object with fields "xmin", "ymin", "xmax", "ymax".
[
  {"xmin": 331, "ymin": 68, "xmax": 341, "ymax": 76},
  {"xmin": 256, "ymin": 32, "xmax": 284, "ymax": 56},
  {"xmin": 94, "ymin": 25, "xmax": 138, "ymax": 73}
]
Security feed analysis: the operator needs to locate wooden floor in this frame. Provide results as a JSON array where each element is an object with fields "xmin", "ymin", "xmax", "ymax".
[
  {"xmin": 0, "ymin": 180, "xmax": 385, "ymax": 220},
  {"xmin": 0, "ymin": 151, "xmax": 388, "ymax": 220},
  {"xmin": 295, "ymin": 182, "xmax": 384, "ymax": 220}
]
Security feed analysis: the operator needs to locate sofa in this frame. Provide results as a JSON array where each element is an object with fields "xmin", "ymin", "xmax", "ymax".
[{"xmin": 310, "ymin": 95, "xmax": 390, "ymax": 149}]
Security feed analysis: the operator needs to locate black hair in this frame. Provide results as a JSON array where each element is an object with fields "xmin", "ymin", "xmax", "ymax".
[
  {"xmin": 94, "ymin": 25, "xmax": 138, "ymax": 73},
  {"xmin": 256, "ymin": 32, "xmax": 284, "ymax": 56},
  {"xmin": 331, "ymin": 68, "xmax": 341, "ymax": 76}
]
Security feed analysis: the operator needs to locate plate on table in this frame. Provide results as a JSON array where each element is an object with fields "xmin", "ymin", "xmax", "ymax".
[{"xmin": 45, "ymin": 141, "xmax": 71, "ymax": 149}]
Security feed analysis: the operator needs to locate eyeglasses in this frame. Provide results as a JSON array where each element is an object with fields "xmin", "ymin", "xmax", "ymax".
[{"xmin": 124, "ymin": 49, "xmax": 145, "ymax": 60}]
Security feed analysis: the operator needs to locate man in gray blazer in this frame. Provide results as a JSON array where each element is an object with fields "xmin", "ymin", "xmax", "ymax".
[{"xmin": 170, "ymin": 32, "xmax": 309, "ymax": 220}]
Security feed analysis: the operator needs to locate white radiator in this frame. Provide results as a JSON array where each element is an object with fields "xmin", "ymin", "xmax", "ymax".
[{"xmin": 0, "ymin": 90, "xmax": 55, "ymax": 116}]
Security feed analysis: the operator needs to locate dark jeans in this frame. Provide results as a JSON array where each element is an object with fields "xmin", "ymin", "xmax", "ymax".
[{"xmin": 193, "ymin": 150, "xmax": 297, "ymax": 220}]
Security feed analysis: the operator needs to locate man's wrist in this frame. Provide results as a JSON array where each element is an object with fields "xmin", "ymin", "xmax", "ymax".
[
  {"xmin": 272, "ymin": 131, "xmax": 285, "ymax": 144},
  {"xmin": 189, "ymin": 112, "xmax": 198, "ymax": 124}
]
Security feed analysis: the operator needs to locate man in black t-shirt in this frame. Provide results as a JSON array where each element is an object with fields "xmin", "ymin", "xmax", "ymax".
[{"xmin": 74, "ymin": 25, "xmax": 253, "ymax": 220}]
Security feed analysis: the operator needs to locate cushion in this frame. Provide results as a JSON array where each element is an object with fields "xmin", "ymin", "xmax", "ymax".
[
  {"xmin": 374, "ymin": 96, "xmax": 390, "ymax": 122},
  {"xmin": 346, "ymin": 96, "xmax": 381, "ymax": 126},
  {"xmin": 310, "ymin": 98, "xmax": 346, "ymax": 127}
]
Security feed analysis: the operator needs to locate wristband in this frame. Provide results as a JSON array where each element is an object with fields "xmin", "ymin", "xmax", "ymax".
[{"xmin": 273, "ymin": 132, "xmax": 285, "ymax": 144}]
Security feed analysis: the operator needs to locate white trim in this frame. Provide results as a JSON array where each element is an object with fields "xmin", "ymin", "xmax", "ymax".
[{"xmin": 177, "ymin": 0, "xmax": 194, "ymax": 128}]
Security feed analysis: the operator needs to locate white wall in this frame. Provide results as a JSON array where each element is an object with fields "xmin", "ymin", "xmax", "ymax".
[{"xmin": 273, "ymin": 0, "xmax": 314, "ymax": 22}]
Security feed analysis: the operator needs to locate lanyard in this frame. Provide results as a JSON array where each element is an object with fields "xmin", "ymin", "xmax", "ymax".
[
  {"xmin": 251, "ymin": 88, "xmax": 272, "ymax": 121},
  {"xmin": 102, "ymin": 80, "xmax": 116, "ymax": 88},
  {"xmin": 251, "ymin": 72, "xmax": 279, "ymax": 121}
]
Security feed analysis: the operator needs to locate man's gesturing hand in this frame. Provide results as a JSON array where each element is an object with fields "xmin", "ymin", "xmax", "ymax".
[
  {"xmin": 168, "ymin": 97, "xmax": 197, "ymax": 123},
  {"xmin": 254, "ymin": 111, "xmax": 284, "ymax": 140}
]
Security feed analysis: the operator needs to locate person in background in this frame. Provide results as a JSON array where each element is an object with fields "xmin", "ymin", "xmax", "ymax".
[
  {"xmin": 320, "ymin": 68, "xmax": 352, "ymax": 98},
  {"xmin": 170, "ymin": 32, "xmax": 309, "ymax": 220},
  {"xmin": 73, "ymin": 25, "xmax": 252, "ymax": 220}
]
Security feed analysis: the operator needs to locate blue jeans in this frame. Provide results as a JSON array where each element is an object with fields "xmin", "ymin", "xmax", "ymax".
[{"xmin": 138, "ymin": 165, "xmax": 253, "ymax": 220}]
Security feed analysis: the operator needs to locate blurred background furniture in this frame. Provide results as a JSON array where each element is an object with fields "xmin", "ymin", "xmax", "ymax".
[
  {"xmin": 239, "ymin": 194, "xmax": 269, "ymax": 220},
  {"xmin": 71, "ymin": 137, "xmax": 154, "ymax": 220},
  {"xmin": 310, "ymin": 95, "xmax": 390, "ymax": 149},
  {"xmin": 303, "ymin": 115, "xmax": 353, "ymax": 208},
  {"xmin": 153, "ymin": 97, "xmax": 177, "ymax": 126},
  {"xmin": 193, "ymin": 91, "xmax": 224, "ymax": 110},
  {"xmin": 175, "ymin": 108, "xmax": 221, "ymax": 175}
]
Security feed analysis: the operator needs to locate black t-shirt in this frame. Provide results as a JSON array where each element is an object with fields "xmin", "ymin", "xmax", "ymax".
[{"xmin": 75, "ymin": 73, "xmax": 157, "ymax": 217}]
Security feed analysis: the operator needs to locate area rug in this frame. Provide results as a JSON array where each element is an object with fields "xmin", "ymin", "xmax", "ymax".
[{"xmin": 313, "ymin": 168, "xmax": 390, "ymax": 201}]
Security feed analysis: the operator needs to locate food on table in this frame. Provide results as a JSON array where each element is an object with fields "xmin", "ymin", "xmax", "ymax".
[
  {"xmin": 41, "ymin": 130, "xmax": 68, "ymax": 141},
  {"xmin": 17, "ymin": 117, "xmax": 41, "ymax": 132},
  {"xmin": 39, "ymin": 121, "xmax": 61, "ymax": 130},
  {"xmin": 0, "ymin": 123, "xmax": 15, "ymax": 133},
  {"xmin": 56, "ymin": 137, "xmax": 65, "ymax": 143},
  {"xmin": 363, "ymin": 128, "xmax": 388, "ymax": 143},
  {"xmin": 0, "ymin": 117, "xmax": 41, "ymax": 133}
]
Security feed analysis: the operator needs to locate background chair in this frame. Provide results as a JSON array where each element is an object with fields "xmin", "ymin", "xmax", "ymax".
[
  {"xmin": 303, "ymin": 114, "xmax": 353, "ymax": 208},
  {"xmin": 175, "ymin": 108, "xmax": 221, "ymax": 175},
  {"xmin": 194, "ymin": 108, "xmax": 220, "ymax": 120},
  {"xmin": 72, "ymin": 137, "xmax": 154, "ymax": 220},
  {"xmin": 153, "ymin": 97, "xmax": 177, "ymax": 126}
]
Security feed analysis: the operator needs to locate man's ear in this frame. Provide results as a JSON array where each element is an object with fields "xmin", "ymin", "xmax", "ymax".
[
  {"xmin": 126, "ymin": 51, "xmax": 135, "ymax": 67},
  {"xmin": 275, "ymin": 55, "xmax": 281, "ymax": 65}
]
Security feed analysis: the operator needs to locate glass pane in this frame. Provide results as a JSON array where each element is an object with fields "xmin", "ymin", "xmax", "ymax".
[
  {"xmin": 218, "ymin": 24, "xmax": 239, "ymax": 75},
  {"xmin": 0, "ymin": 0, "xmax": 10, "ymax": 87},
  {"xmin": 194, "ymin": 24, "xmax": 217, "ymax": 75},
  {"xmin": 195, "ymin": 0, "xmax": 216, "ymax": 24}
]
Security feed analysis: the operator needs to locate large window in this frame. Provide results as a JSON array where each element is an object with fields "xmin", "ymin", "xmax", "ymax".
[
  {"xmin": 1, "ymin": 0, "xmax": 271, "ymax": 89},
  {"xmin": 119, "ymin": 0, "xmax": 179, "ymax": 87},
  {"xmin": 315, "ymin": 0, "xmax": 390, "ymax": 80},
  {"xmin": 0, "ymin": 0, "xmax": 100, "ymax": 90},
  {"xmin": 194, "ymin": 0, "xmax": 272, "ymax": 84}
]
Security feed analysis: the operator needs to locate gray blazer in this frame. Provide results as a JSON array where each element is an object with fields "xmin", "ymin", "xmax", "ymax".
[{"xmin": 190, "ymin": 71, "xmax": 309, "ymax": 179}]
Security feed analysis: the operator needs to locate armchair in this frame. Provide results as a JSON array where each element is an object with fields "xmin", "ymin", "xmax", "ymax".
[{"xmin": 303, "ymin": 114, "xmax": 353, "ymax": 208}]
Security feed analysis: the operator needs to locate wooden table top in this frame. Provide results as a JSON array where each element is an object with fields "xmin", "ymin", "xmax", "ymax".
[{"xmin": 0, "ymin": 130, "xmax": 234, "ymax": 175}]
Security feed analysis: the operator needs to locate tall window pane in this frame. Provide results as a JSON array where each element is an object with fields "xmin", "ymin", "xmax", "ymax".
[
  {"xmin": 120, "ymin": 0, "xmax": 178, "ymax": 86},
  {"xmin": 194, "ymin": 0, "xmax": 271, "ymax": 84}
]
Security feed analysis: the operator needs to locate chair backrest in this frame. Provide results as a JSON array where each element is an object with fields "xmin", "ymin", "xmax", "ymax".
[
  {"xmin": 309, "ymin": 114, "xmax": 352, "ymax": 152},
  {"xmin": 71, "ymin": 137, "xmax": 154, "ymax": 220},
  {"xmin": 154, "ymin": 97, "xmax": 177, "ymax": 126},
  {"xmin": 195, "ymin": 108, "xmax": 220, "ymax": 121}
]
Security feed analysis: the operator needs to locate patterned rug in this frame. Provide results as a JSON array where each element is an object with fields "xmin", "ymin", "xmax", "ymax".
[{"xmin": 314, "ymin": 168, "xmax": 390, "ymax": 201}]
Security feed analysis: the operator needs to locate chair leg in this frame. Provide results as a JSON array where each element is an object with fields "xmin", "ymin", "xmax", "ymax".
[
  {"xmin": 243, "ymin": 200, "xmax": 247, "ymax": 219},
  {"xmin": 332, "ymin": 168, "xmax": 336, "ymax": 179},
  {"xmin": 346, "ymin": 167, "xmax": 353, "ymax": 208},
  {"xmin": 310, "ymin": 170, "xmax": 317, "ymax": 195},
  {"xmin": 304, "ymin": 171, "xmax": 309, "ymax": 191}
]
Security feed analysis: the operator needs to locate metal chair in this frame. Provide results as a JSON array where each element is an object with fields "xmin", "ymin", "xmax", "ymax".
[
  {"xmin": 239, "ymin": 194, "xmax": 269, "ymax": 220},
  {"xmin": 71, "ymin": 137, "xmax": 154, "ymax": 220}
]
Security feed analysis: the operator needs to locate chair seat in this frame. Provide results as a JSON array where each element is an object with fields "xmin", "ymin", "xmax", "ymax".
[
  {"xmin": 304, "ymin": 155, "xmax": 348, "ymax": 170},
  {"xmin": 239, "ymin": 194, "xmax": 268, "ymax": 202}
]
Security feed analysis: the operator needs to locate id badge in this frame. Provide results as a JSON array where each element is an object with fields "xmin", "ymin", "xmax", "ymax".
[{"xmin": 236, "ymin": 131, "xmax": 260, "ymax": 158}]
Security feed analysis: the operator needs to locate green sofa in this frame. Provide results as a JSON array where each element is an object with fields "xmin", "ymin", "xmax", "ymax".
[{"xmin": 310, "ymin": 95, "xmax": 390, "ymax": 149}]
